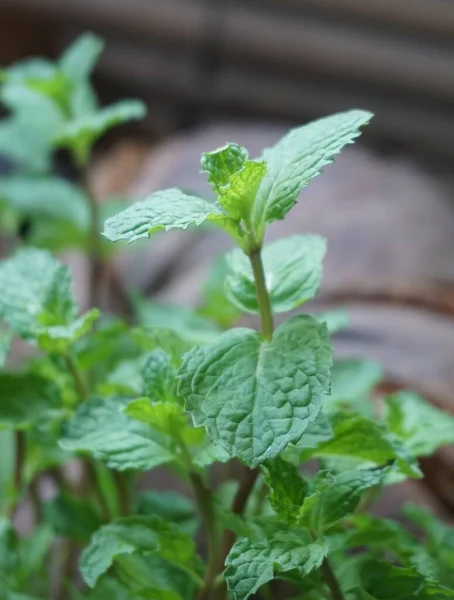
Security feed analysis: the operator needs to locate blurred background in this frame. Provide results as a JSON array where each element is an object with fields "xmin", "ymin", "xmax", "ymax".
[{"xmin": 2, "ymin": 0, "xmax": 454, "ymax": 517}]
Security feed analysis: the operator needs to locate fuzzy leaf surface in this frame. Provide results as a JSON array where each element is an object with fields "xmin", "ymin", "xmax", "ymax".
[
  {"xmin": 80, "ymin": 516, "xmax": 200, "ymax": 588},
  {"xmin": 60, "ymin": 397, "xmax": 175, "ymax": 471},
  {"xmin": 252, "ymin": 109, "xmax": 373, "ymax": 227},
  {"xmin": 225, "ymin": 524, "xmax": 327, "ymax": 600},
  {"xmin": 103, "ymin": 189, "xmax": 234, "ymax": 244},
  {"xmin": 226, "ymin": 235, "xmax": 326, "ymax": 313},
  {"xmin": 178, "ymin": 314, "xmax": 332, "ymax": 466}
]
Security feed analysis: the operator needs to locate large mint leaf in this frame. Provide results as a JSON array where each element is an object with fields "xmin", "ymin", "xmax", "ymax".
[
  {"xmin": 263, "ymin": 457, "xmax": 308, "ymax": 524},
  {"xmin": 0, "ymin": 373, "xmax": 60, "ymax": 429},
  {"xmin": 59, "ymin": 397, "xmax": 175, "ymax": 471},
  {"xmin": 226, "ymin": 235, "xmax": 326, "ymax": 313},
  {"xmin": 55, "ymin": 100, "xmax": 146, "ymax": 165},
  {"xmin": 225, "ymin": 523, "xmax": 327, "ymax": 600},
  {"xmin": 103, "ymin": 189, "xmax": 235, "ymax": 244},
  {"xmin": 178, "ymin": 314, "xmax": 332, "ymax": 467},
  {"xmin": 201, "ymin": 143, "xmax": 248, "ymax": 193},
  {"xmin": 0, "ymin": 248, "xmax": 76, "ymax": 339},
  {"xmin": 80, "ymin": 516, "xmax": 200, "ymax": 588},
  {"xmin": 252, "ymin": 110, "xmax": 373, "ymax": 228},
  {"xmin": 315, "ymin": 413, "xmax": 421, "ymax": 478},
  {"xmin": 384, "ymin": 391, "xmax": 454, "ymax": 457},
  {"xmin": 298, "ymin": 466, "xmax": 388, "ymax": 534}
]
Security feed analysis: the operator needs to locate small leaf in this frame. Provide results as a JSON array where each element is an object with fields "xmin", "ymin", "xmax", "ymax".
[
  {"xmin": 252, "ymin": 109, "xmax": 373, "ymax": 228},
  {"xmin": 0, "ymin": 248, "xmax": 77, "ymax": 339},
  {"xmin": 201, "ymin": 143, "xmax": 248, "ymax": 193},
  {"xmin": 263, "ymin": 457, "xmax": 309, "ymax": 523},
  {"xmin": 199, "ymin": 253, "xmax": 240, "ymax": 328},
  {"xmin": 314, "ymin": 310, "xmax": 349, "ymax": 334},
  {"xmin": 80, "ymin": 515, "xmax": 200, "ymax": 587},
  {"xmin": 0, "ymin": 373, "xmax": 60, "ymax": 429},
  {"xmin": 60, "ymin": 33, "xmax": 104, "ymax": 84},
  {"xmin": 315, "ymin": 413, "xmax": 421, "ymax": 478},
  {"xmin": 327, "ymin": 359, "xmax": 383, "ymax": 412},
  {"xmin": 124, "ymin": 399, "xmax": 186, "ymax": 438},
  {"xmin": 226, "ymin": 235, "xmax": 326, "ymax": 313},
  {"xmin": 42, "ymin": 493, "xmax": 103, "ymax": 542},
  {"xmin": 60, "ymin": 397, "xmax": 175, "ymax": 471},
  {"xmin": 298, "ymin": 466, "xmax": 388, "ymax": 533},
  {"xmin": 37, "ymin": 308, "xmax": 100, "ymax": 354},
  {"xmin": 141, "ymin": 349, "xmax": 177, "ymax": 402},
  {"xmin": 225, "ymin": 523, "xmax": 327, "ymax": 600},
  {"xmin": 178, "ymin": 314, "xmax": 332, "ymax": 467},
  {"xmin": 217, "ymin": 160, "xmax": 267, "ymax": 220},
  {"xmin": 103, "ymin": 189, "xmax": 235, "ymax": 244},
  {"xmin": 384, "ymin": 391, "xmax": 454, "ymax": 457},
  {"xmin": 55, "ymin": 100, "xmax": 146, "ymax": 165}
]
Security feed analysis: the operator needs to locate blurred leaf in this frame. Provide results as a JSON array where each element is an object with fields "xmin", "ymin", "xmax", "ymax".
[
  {"xmin": 43, "ymin": 493, "xmax": 103, "ymax": 542},
  {"xmin": 135, "ymin": 491, "xmax": 197, "ymax": 536}
]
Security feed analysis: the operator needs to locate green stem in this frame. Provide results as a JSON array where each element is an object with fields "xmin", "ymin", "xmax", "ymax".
[
  {"xmin": 191, "ymin": 472, "xmax": 218, "ymax": 600},
  {"xmin": 249, "ymin": 249, "xmax": 274, "ymax": 340},
  {"xmin": 81, "ymin": 167, "xmax": 103, "ymax": 309},
  {"xmin": 113, "ymin": 471, "xmax": 131, "ymax": 516},
  {"xmin": 64, "ymin": 354, "xmax": 89, "ymax": 400},
  {"xmin": 320, "ymin": 557, "xmax": 345, "ymax": 600}
]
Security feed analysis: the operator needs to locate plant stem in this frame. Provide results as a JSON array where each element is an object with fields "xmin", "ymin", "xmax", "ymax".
[
  {"xmin": 249, "ymin": 249, "xmax": 274, "ymax": 340},
  {"xmin": 219, "ymin": 244, "xmax": 275, "ymax": 570},
  {"xmin": 64, "ymin": 354, "xmax": 89, "ymax": 400},
  {"xmin": 14, "ymin": 430, "xmax": 25, "ymax": 492},
  {"xmin": 113, "ymin": 471, "xmax": 131, "ymax": 516},
  {"xmin": 191, "ymin": 472, "xmax": 218, "ymax": 600},
  {"xmin": 81, "ymin": 168, "xmax": 103, "ymax": 309},
  {"xmin": 320, "ymin": 557, "xmax": 345, "ymax": 600}
]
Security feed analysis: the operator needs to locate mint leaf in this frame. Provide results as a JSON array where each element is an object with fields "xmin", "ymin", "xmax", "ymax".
[
  {"xmin": 225, "ymin": 523, "xmax": 327, "ymax": 600},
  {"xmin": 263, "ymin": 457, "xmax": 308, "ymax": 523},
  {"xmin": 0, "ymin": 330, "xmax": 12, "ymax": 367},
  {"xmin": 42, "ymin": 493, "xmax": 102, "ymax": 542},
  {"xmin": 178, "ymin": 315, "xmax": 332, "ymax": 466},
  {"xmin": 0, "ymin": 248, "xmax": 76, "ymax": 339},
  {"xmin": 252, "ymin": 110, "xmax": 373, "ymax": 228},
  {"xmin": 37, "ymin": 308, "xmax": 100, "ymax": 354},
  {"xmin": 123, "ymin": 399, "xmax": 186, "ymax": 438},
  {"xmin": 218, "ymin": 160, "xmax": 267, "ymax": 220},
  {"xmin": 315, "ymin": 413, "xmax": 421, "ymax": 478},
  {"xmin": 59, "ymin": 397, "xmax": 175, "ymax": 471},
  {"xmin": 298, "ymin": 466, "xmax": 388, "ymax": 533},
  {"xmin": 226, "ymin": 235, "xmax": 326, "ymax": 313},
  {"xmin": 56, "ymin": 100, "xmax": 146, "ymax": 165},
  {"xmin": 0, "ymin": 374, "xmax": 60, "ymax": 429},
  {"xmin": 141, "ymin": 350, "xmax": 177, "ymax": 402},
  {"xmin": 135, "ymin": 491, "xmax": 197, "ymax": 536},
  {"xmin": 314, "ymin": 310, "xmax": 349, "ymax": 334},
  {"xmin": 60, "ymin": 33, "xmax": 104, "ymax": 85},
  {"xmin": 103, "ymin": 189, "xmax": 235, "ymax": 244},
  {"xmin": 199, "ymin": 252, "xmax": 240, "ymax": 328},
  {"xmin": 384, "ymin": 391, "xmax": 454, "ymax": 457},
  {"xmin": 328, "ymin": 359, "xmax": 383, "ymax": 412},
  {"xmin": 80, "ymin": 515, "xmax": 200, "ymax": 588},
  {"xmin": 201, "ymin": 143, "xmax": 248, "ymax": 193}
]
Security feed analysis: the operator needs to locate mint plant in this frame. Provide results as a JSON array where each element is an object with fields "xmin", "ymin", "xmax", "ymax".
[{"xmin": 1, "ymin": 38, "xmax": 454, "ymax": 600}]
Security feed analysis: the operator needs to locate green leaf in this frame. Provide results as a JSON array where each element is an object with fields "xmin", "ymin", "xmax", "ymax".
[
  {"xmin": 37, "ymin": 308, "xmax": 100, "ymax": 354},
  {"xmin": 55, "ymin": 100, "xmax": 146, "ymax": 165},
  {"xmin": 60, "ymin": 33, "xmax": 104, "ymax": 85},
  {"xmin": 0, "ymin": 373, "xmax": 60, "ymax": 429},
  {"xmin": 0, "ymin": 248, "xmax": 76, "ymax": 339},
  {"xmin": 224, "ymin": 523, "xmax": 327, "ymax": 600},
  {"xmin": 60, "ymin": 397, "xmax": 175, "ymax": 471},
  {"xmin": 314, "ymin": 310, "xmax": 349, "ymax": 334},
  {"xmin": 217, "ymin": 160, "xmax": 267, "ymax": 220},
  {"xmin": 359, "ymin": 560, "xmax": 454, "ymax": 599},
  {"xmin": 200, "ymin": 143, "xmax": 248, "ymax": 193},
  {"xmin": 103, "ymin": 189, "xmax": 235, "ymax": 244},
  {"xmin": 298, "ymin": 466, "xmax": 388, "ymax": 533},
  {"xmin": 123, "ymin": 399, "xmax": 186, "ymax": 439},
  {"xmin": 0, "ymin": 329, "xmax": 12, "ymax": 368},
  {"xmin": 328, "ymin": 359, "xmax": 383, "ymax": 412},
  {"xmin": 42, "ymin": 493, "xmax": 103, "ymax": 542},
  {"xmin": 252, "ymin": 109, "xmax": 373, "ymax": 228},
  {"xmin": 384, "ymin": 391, "xmax": 454, "ymax": 457},
  {"xmin": 141, "ymin": 350, "xmax": 177, "ymax": 402},
  {"xmin": 263, "ymin": 457, "xmax": 308, "ymax": 523},
  {"xmin": 226, "ymin": 235, "xmax": 326, "ymax": 313},
  {"xmin": 80, "ymin": 515, "xmax": 200, "ymax": 588},
  {"xmin": 178, "ymin": 314, "xmax": 332, "ymax": 466},
  {"xmin": 314, "ymin": 413, "xmax": 421, "ymax": 478},
  {"xmin": 0, "ymin": 119, "xmax": 51, "ymax": 172},
  {"xmin": 135, "ymin": 491, "xmax": 197, "ymax": 536}
]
